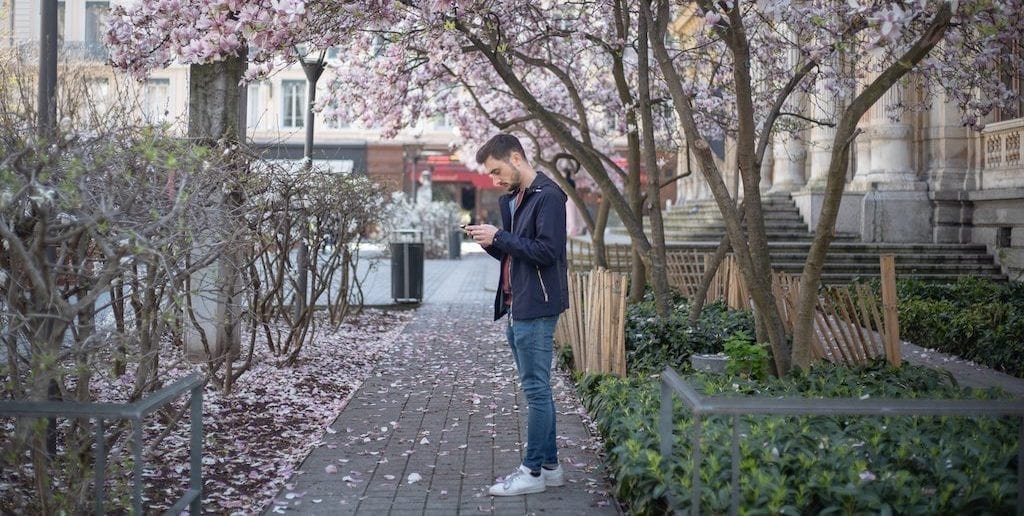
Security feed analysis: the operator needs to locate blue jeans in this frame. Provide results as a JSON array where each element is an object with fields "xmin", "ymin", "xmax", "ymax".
[{"xmin": 505, "ymin": 314, "xmax": 559, "ymax": 472}]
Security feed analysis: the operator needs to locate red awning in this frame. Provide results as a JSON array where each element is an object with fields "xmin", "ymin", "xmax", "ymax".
[
  {"xmin": 612, "ymin": 156, "xmax": 648, "ymax": 184},
  {"xmin": 416, "ymin": 155, "xmax": 502, "ymax": 190}
]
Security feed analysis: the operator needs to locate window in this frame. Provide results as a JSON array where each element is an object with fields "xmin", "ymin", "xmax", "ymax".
[
  {"xmin": 85, "ymin": 2, "xmax": 110, "ymax": 60},
  {"xmin": 281, "ymin": 80, "xmax": 306, "ymax": 128},
  {"xmin": 994, "ymin": 39, "xmax": 1024, "ymax": 122},
  {"xmin": 322, "ymin": 97, "xmax": 349, "ymax": 129},
  {"xmin": 82, "ymin": 77, "xmax": 110, "ymax": 126},
  {"xmin": 246, "ymin": 82, "xmax": 267, "ymax": 128},
  {"xmin": 57, "ymin": 2, "xmax": 66, "ymax": 46},
  {"xmin": 142, "ymin": 79, "xmax": 170, "ymax": 123},
  {"xmin": 428, "ymin": 113, "xmax": 451, "ymax": 129}
]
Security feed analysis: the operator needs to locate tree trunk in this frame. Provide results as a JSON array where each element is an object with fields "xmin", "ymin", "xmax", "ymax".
[
  {"xmin": 636, "ymin": 9, "xmax": 671, "ymax": 315},
  {"xmin": 645, "ymin": 0, "xmax": 792, "ymax": 374},
  {"xmin": 626, "ymin": 146, "xmax": 646, "ymax": 303},
  {"xmin": 186, "ymin": 56, "xmax": 247, "ymax": 364},
  {"xmin": 791, "ymin": 6, "xmax": 951, "ymax": 368},
  {"xmin": 592, "ymin": 196, "xmax": 611, "ymax": 268},
  {"xmin": 723, "ymin": 6, "xmax": 791, "ymax": 375},
  {"xmin": 689, "ymin": 234, "xmax": 731, "ymax": 324}
]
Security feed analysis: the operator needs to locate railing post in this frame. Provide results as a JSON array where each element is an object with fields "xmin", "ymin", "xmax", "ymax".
[
  {"xmin": 94, "ymin": 418, "xmax": 105, "ymax": 515},
  {"xmin": 730, "ymin": 415, "xmax": 739, "ymax": 516},
  {"xmin": 659, "ymin": 380, "xmax": 674, "ymax": 461},
  {"xmin": 0, "ymin": 373, "xmax": 205, "ymax": 513},
  {"xmin": 191, "ymin": 384, "xmax": 204, "ymax": 514},
  {"xmin": 659, "ymin": 379, "xmax": 674, "ymax": 508},
  {"xmin": 652, "ymin": 367, "xmax": 1024, "ymax": 514},
  {"xmin": 1018, "ymin": 416, "xmax": 1023, "ymax": 514},
  {"xmin": 132, "ymin": 419, "xmax": 143, "ymax": 514},
  {"xmin": 691, "ymin": 414, "xmax": 703, "ymax": 516}
]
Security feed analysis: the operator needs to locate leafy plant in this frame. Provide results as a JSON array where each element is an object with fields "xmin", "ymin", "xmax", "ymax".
[
  {"xmin": 858, "ymin": 277, "xmax": 1024, "ymax": 377},
  {"xmin": 579, "ymin": 364, "xmax": 1018, "ymax": 515},
  {"xmin": 722, "ymin": 331, "xmax": 770, "ymax": 381},
  {"xmin": 625, "ymin": 293, "xmax": 754, "ymax": 376}
]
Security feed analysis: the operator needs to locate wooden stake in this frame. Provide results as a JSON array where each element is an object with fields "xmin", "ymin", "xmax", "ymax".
[{"xmin": 880, "ymin": 255, "xmax": 902, "ymax": 367}]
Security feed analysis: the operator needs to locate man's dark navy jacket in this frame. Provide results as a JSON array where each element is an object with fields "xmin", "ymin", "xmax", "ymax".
[{"xmin": 484, "ymin": 172, "xmax": 570, "ymax": 321}]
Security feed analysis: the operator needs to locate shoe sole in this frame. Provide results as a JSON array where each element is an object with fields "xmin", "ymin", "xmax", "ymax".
[
  {"xmin": 545, "ymin": 478, "xmax": 565, "ymax": 487},
  {"xmin": 489, "ymin": 484, "xmax": 547, "ymax": 496}
]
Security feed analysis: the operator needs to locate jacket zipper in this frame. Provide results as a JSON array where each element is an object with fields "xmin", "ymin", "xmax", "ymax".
[
  {"xmin": 509, "ymin": 196, "xmax": 515, "ymax": 327},
  {"xmin": 508, "ymin": 186, "xmax": 540, "ymax": 326},
  {"xmin": 536, "ymin": 268, "xmax": 549, "ymax": 302}
]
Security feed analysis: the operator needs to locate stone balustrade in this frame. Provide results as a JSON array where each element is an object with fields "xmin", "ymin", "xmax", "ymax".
[{"xmin": 983, "ymin": 117, "xmax": 1024, "ymax": 171}]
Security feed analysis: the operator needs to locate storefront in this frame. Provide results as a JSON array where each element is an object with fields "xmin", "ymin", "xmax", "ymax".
[{"xmin": 413, "ymin": 155, "xmax": 504, "ymax": 225}]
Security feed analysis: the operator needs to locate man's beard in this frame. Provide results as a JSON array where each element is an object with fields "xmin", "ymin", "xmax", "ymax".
[{"xmin": 507, "ymin": 169, "xmax": 522, "ymax": 192}]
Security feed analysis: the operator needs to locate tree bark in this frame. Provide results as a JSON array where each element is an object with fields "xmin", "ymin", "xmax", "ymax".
[
  {"xmin": 636, "ymin": 9, "xmax": 671, "ymax": 315},
  {"xmin": 592, "ymin": 196, "xmax": 611, "ymax": 268},
  {"xmin": 688, "ymin": 235, "xmax": 730, "ymax": 323},
  {"xmin": 186, "ymin": 56, "xmax": 247, "ymax": 363},
  {"xmin": 722, "ymin": 5, "xmax": 791, "ymax": 375}
]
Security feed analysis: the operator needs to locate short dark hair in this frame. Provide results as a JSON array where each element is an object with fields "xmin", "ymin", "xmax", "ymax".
[{"xmin": 475, "ymin": 133, "xmax": 526, "ymax": 165}]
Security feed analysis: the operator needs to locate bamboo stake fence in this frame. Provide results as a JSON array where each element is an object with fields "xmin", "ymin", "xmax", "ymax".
[
  {"xmin": 566, "ymin": 239, "xmax": 903, "ymax": 368},
  {"xmin": 771, "ymin": 259, "xmax": 902, "ymax": 366},
  {"xmin": 554, "ymin": 269, "xmax": 628, "ymax": 376}
]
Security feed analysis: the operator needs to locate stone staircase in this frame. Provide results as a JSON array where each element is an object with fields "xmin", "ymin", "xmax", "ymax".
[{"xmin": 609, "ymin": 193, "xmax": 1006, "ymax": 283}]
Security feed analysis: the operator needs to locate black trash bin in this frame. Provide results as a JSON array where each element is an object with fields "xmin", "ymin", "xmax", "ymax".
[
  {"xmin": 390, "ymin": 229, "xmax": 424, "ymax": 303},
  {"xmin": 448, "ymin": 229, "xmax": 462, "ymax": 260}
]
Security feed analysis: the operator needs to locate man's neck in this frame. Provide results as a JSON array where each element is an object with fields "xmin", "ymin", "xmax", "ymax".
[{"xmin": 517, "ymin": 167, "xmax": 537, "ymax": 190}]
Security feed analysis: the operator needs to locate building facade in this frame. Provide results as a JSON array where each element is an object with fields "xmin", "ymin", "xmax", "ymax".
[
  {"xmin": 1, "ymin": 0, "xmax": 467, "ymax": 200},
  {"xmin": 669, "ymin": 34, "xmax": 1024, "ymax": 280}
]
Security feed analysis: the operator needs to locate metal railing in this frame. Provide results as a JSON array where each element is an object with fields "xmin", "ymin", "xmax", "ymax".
[
  {"xmin": 658, "ymin": 367, "xmax": 1024, "ymax": 516},
  {"xmin": 0, "ymin": 373, "xmax": 205, "ymax": 514}
]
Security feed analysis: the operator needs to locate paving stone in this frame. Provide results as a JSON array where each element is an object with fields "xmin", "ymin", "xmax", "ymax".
[{"xmin": 267, "ymin": 252, "xmax": 621, "ymax": 515}]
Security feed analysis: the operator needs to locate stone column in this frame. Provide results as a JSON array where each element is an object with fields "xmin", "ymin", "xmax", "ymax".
[
  {"xmin": 806, "ymin": 92, "xmax": 838, "ymax": 189},
  {"xmin": 863, "ymin": 84, "xmax": 918, "ymax": 185},
  {"xmin": 768, "ymin": 135, "xmax": 806, "ymax": 193},
  {"xmin": 856, "ymin": 82, "xmax": 932, "ymax": 242},
  {"xmin": 926, "ymin": 92, "xmax": 974, "ymax": 243},
  {"xmin": 675, "ymin": 139, "xmax": 715, "ymax": 205},
  {"xmin": 768, "ymin": 28, "xmax": 806, "ymax": 195},
  {"xmin": 793, "ymin": 78, "xmax": 862, "ymax": 231},
  {"xmin": 759, "ymin": 138, "xmax": 774, "ymax": 193},
  {"xmin": 851, "ymin": 125, "xmax": 873, "ymax": 185}
]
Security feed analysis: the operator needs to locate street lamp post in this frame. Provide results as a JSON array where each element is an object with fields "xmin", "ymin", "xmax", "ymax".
[
  {"xmin": 294, "ymin": 52, "xmax": 326, "ymax": 320},
  {"xmin": 404, "ymin": 139, "xmax": 423, "ymax": 201},
  {"xmin": 38, "ymin": 0, "xmax": 60, "ymax": 457},
  {"xmin": 38, "ymin": 0, "xmax": 58, "ymax": 136}
]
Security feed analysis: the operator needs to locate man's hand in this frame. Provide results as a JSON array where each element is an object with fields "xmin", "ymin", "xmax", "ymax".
[{"xmin": 465, "ymin": 224, "xmax": 499, "ymax": 247}]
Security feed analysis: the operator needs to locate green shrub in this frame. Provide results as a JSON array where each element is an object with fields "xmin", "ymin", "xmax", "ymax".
[
  {"xmin": 723, "ymin": 331, "xmax": 770, "ymax": 381},
  {"xmin": 625, "ymin": 295, "xmax": 754, "ymax": 376},
  {"xmin": 875, "ymin": 277, "xmax": 1024, "ymax": 377},
  {"xmin": 580, "ymin": 364, "xmax": 1018, "ymax": 515}
]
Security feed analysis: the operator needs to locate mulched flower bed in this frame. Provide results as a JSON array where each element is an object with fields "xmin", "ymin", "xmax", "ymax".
[{"xmin": 1, "ymin": 309, "xmax": 411, "ymax": 514}]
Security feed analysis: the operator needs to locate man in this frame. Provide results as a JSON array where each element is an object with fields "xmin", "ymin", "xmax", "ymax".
[{"xmin": 465, "ymin": 133, "xmax": 569, "ymax": 496}]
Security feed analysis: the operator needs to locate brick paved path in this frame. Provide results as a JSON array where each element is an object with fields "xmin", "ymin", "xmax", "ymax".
[{"xmin": 267, "ymin": 251, "xmax": 621, "ymax": 515}]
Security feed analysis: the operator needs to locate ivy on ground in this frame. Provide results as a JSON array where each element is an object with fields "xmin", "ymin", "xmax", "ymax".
[{"xmin": 578, "ymin": 365, "xmax": 1018, "ymax": 515}]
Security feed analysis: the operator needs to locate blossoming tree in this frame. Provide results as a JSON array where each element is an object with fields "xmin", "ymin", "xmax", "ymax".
[
  {"xmin": 641, "ymin": 0, "xmax": 1024, "ymax": 372},
  {"xmin": 315, "ymin": 1, "xmax": 686, "ymax": 310},
  {"xmin": 107, "ymin": 0, "xmax": 687, "ymax": 313},
  {"xmin": 106, "ymin": 0, "xmax": 1022, "ymax": 373}
]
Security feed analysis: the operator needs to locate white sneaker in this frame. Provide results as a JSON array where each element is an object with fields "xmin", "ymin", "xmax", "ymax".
[
  {"xmin": 488, "ymin": 465, "xmax": 546, "ymax": 496},
  {"xmin": 541, "ymin": 465, "xmax": 565, "ymax": 487}
]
